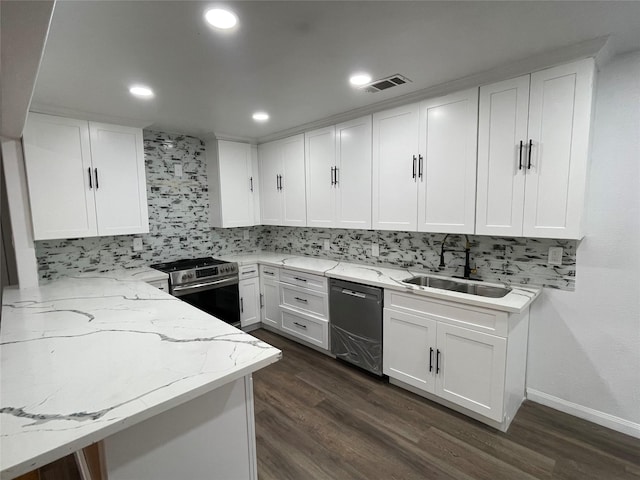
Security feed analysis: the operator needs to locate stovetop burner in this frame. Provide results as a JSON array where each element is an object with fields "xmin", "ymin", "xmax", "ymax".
[{"xmin": 150, "ymin": 257, "xmax": 226, "ymax": 273}]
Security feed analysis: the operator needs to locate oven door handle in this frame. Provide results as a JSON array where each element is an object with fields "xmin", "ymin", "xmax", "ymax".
[{"xmin": 172, "ymin": 277, "xmax": 238, "ymax": 297}]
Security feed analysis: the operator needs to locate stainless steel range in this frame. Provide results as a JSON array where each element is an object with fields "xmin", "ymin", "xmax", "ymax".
[{"xmin": 151, "ymin": 257, "xmax": 240, "ymax": 327}]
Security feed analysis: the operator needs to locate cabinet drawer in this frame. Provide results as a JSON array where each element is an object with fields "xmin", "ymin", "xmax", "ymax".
[
  {"xmin": 281, "ymin": 308, "xmax": 329, "ymax": 350},
  {"xmin": 239, "ymin": 263, "xmax": 259, "ymax": 280},
  {"xmin": 280, "ymin": 269, "xmax": 327, "ymax": 292},
  {"xmin": 259, "ymin": 265, "xmax": 280, "ymax": 281},
  {"xmin": 280, "ymin": 284, "xmax": 328, "ymax": 319},
  {"xmin": 384, "ymin": 290, "xmax": 508, "ymax": 336}
]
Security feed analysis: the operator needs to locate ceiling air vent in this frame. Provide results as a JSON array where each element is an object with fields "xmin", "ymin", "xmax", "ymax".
[{"xmin": 361, "ymin": 74, "xmax": 412, "ymax": 93}]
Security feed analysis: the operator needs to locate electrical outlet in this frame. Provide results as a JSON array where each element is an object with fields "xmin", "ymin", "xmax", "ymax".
[
  {"xmin": 174, "ymin": 163, "xmax": 182, "ymax": 177},
  {"xmin": 548, "ymin": 247, "xmax": 563, "ymax": 265},
  {"xmin": 371, "ymin": 243, "xmax": 380, "ymax": 257},
  {"xmin": 323, "ymin": 240, "xmax": 331, "ymax": 251},
  {"xmin": 133, "ymin": 238, "xmax": 143, "ymax": 252},
  {"xmin": 243, "ymin": 230, "xmax": 250, "ymax": 240}
]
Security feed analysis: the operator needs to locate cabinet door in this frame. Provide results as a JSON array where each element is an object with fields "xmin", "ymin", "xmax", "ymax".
[
  {"xmin": 335, "ymin": 116, "xmax": 372, "ymax": 229},
  {"xmin": 258, "ymin": 141, "xmax": 282, "ymax": 225},
  {"xmin": 383, "ymin": 308, "xmax": 436, "ymax": 393},
  {"xmin": 280, "ymin": 134, "xmax": 307, "ymax": 226},
  {"xmin": 22, "ymin": 114, "xmax": 98, "ymax": 240},
  {"xmin": 305, "ymin": 126, "xmax": 336, "ymax": 227},
  {"xmin": 251, "ymin": 145, "xmax": 261, "ymax": 225},
  {"xmin": 218, "ymin": 141, "xmax": 254, "ymax": 227},
  {"xmin": 476, "ymin": 76, "xmax": 529, "ymax": 236},
  {"xmin": 372, "ymin": 104, "xmax": 420, "ymax": 231},
  {"xmin": 260, "ymin": 278, "xmax": 281, "ymax": 329},
  {"xmin": 523, "ymin": 59, "xmax": 595, "ymax": 239},
  {"xmin": 239, "ymin": 277, "xmax": 260, "ymax": 328},
  {"xmin": 435, "ymin": 323, "xmax": 506, "ymax": 422},
  {"xmin": 89, "ymin": 122, "xmax": 149, "ymax": 236},
  {"xmin": 417, "ymin": 89, "xmax": 478, "ymax": 234}
]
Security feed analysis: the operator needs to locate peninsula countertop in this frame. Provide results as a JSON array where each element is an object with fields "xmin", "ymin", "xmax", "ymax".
[
  {"xmin": 220, "ymin": 252, "xmax": 541, "ymax": 313},
  {"xmin": 0, "ymin": 275, "xmax": 281, "ymax": 480}
]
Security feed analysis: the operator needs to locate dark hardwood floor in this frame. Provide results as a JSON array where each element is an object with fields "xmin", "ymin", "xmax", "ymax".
[{"xmin": 252, "ymin": 329, "xmax": 640, "ymax": 480}]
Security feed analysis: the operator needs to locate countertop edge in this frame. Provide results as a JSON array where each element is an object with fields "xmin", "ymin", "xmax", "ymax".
[
  {"xmin": 1, "ymin": 350, "xmax": 281, "ymax": 480},
  {"xmin": 221, "ymin": 252, "xmax": 542, "ymax": 314}
]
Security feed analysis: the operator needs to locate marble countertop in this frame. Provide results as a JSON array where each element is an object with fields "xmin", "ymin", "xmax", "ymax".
[
  {"xmin": 0, "ymin": 275, "xmax": 281, "ymax": 479},
  {"xmin": 220, "ymin": 252, "xmax": 541, "ymax": 313}
]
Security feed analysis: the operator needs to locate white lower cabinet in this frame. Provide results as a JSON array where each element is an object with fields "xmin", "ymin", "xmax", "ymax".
[
  {"xmin": 259, "ymin": 265, "xmax": 329, "ymax": 351},
  {"xmin": 239, "ymin": 277, "xmax": 260, "ymax": 329},
  {"xmin": 383, "ymin": 290, "xmax": 528, "ymax": 431},
  {"xmin": 259, "ymin": 266, "xmax": 281, "ymax": 330}
]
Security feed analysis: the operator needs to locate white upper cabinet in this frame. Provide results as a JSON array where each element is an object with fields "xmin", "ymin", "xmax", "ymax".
[
  {"xmin": 89, "ymin": 122, "xmax": 149, "ymax": 236},
  {"xmin": 259, "ymin": 134, "xmax": 306, "ymax": 226},
  {"xmin": 22, "ymin": 113, "xmax": 148, "ymax": 240},
  {"xmin": 372, "ymin": 103, "xmax": 420, "ymax": 231},
  {"xmin": 207, "ymin": 139, "xmax": 258, "ymax": 228},
  {"xmin": 306, "ymin": 116, "xmax": 372, "ymax": 229},
  {"xmin": 476, "ymin": 76, "xmax": 530, "ymax": 236},
  {"xmin": 417, "ymin": 88, "xmax": 478, "ymax": 234},
  {"xmin": 372, "ymin": 89, "xmax": 478, "ymax": 234},
  {"xmin": 476, "ymin": 58, "xmax": 595, "ymax": 239},
  {"xmin": 305, "ymin": 126, "xmax": 336, "ymax": 228},
  {"xmin": 335, "ymin": 116, "xmax": 372, "ymax": 229}
]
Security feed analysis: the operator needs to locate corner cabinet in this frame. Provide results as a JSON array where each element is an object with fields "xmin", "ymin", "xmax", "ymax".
[
  {"xmin": 305, "ymin": 116, "xmax": 372, "ymax": 229},
  {"xmin": 259, "ymin": 135, "xmax": 306, "ymax": 226},
  {"xmin": 383, "ymin": 290, "xmax": 529, "ymax": 431},
  {"xmin": 372, "ymin": 88, "xmax": 478, "ymax": 234},
  {"xmin": 207, "ymin": 139, "xmax": 260, "ymax": 228},
  {"xmin": 475, "ymin": 58, "xmax": 595, "ymax": 239},
  {"xmin": 22, "ymin": 113, "xmax": 149, "ymax": 240}
]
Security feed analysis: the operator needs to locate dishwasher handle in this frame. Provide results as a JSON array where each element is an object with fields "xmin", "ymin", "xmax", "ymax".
[{"xmin": 341, "ymin": 289, "xmax": 367, "ymax": 299}]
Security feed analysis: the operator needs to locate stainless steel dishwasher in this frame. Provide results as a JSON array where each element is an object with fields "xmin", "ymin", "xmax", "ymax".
[{"xmin": 329, "ymin": 279, "xmax": 383, "ymax": 376}]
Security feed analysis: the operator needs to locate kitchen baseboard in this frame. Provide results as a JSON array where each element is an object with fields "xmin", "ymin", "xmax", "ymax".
[{"xmin": 526, "ymin": 388, "xmax": 640, "ymax": 439}]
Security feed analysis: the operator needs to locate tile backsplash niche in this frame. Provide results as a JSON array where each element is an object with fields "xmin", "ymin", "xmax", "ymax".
[
  {"xmin": 35, "ymin": 131, "xmax": 261, "ymax": 281},
  {"xmin": 260, "ymin": 226, "xmax": 577, "ymax": 290},
  {"xmin": 35, "ymin": 130, "xmax": 577, "ymax": 290}
]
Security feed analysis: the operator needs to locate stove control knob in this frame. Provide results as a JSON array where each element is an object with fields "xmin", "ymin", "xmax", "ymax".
[{"xmin": 184, "ymin": 273, "xmax": 194, "ymax": 281}]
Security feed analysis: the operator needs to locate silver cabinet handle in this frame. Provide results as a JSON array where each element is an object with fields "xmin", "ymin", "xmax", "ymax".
[
  {"xmin": 259, "ymin": 293, "xmax": 264, "ymax": 308},
  {"xmin": 293, "ymin": 322, "xmax": 307, "ymax": 330},
  {"xmin": 294, "ymin": 277, "xmax": 307, "ymax": 282},
  {"xmin": 240, "ymin": 297, "xmax": 244, "ymax": 313},
  {"xmin": 294, "ymin": 296, "xmax": 308, "ymax": 303}
]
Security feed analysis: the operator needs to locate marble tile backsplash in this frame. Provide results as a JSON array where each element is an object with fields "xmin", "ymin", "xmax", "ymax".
[
  {"xmin": 35, "ymin": 129, "xmax": 576, "ymax": 290},
  {"xmin": 260, "ymin": 227, "xmax": 577, "ymax": 290}
]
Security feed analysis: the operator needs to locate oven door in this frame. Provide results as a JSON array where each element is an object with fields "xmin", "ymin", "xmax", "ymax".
[{"xmin": 172, "ymin": 277, "xmax": 240, "ymax": 328}]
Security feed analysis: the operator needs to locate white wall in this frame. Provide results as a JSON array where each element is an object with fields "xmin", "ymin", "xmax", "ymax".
[{"xmin": 527, "ymin": 51, "xmax": 640, "ymax": 438}]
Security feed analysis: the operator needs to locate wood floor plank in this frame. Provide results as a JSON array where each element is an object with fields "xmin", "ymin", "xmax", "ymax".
[{"xmin": 252, "ymin": 329, "xmax": 640, "ymax": 480}]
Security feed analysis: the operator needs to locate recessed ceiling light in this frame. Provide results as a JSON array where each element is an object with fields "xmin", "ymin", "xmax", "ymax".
[
  {"xmin": 129, "ymin": 85, "xmax": 154, "ymax": 98},
  {"xmin": 252, "ymin": 112, "xmax": 269, "ymax": 122},
  {"xmin": 349, "ymin": 73, "xmax": 372, "ymax": 87},
  {"xmin": 204, "ymin": 8, "xmax": 238, "ymax": 29}
]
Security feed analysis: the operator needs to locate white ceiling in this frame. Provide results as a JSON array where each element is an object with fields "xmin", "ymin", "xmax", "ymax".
[{"xmin": 30, "ymin": 1, "xmax": 640, "ymax": 142}]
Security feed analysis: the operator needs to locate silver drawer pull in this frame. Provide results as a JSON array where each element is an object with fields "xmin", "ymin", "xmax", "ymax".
[
  {"xmin": 243, "ymin": 270, "xmax": 256, "ymax": 274},
  {"xmin": 264, "ymin": 271, "xmax": 275, "ymax": 276},
  {"xmin": 293, "ymin": 322, "xmax": 307, "ymax": 329},
  {"xmin": 341, "ymin": 289, "xmax": 366, "ymax": 298},
  {"xmin": 294, "ymin": 277, "xmax": 308, "ymax": 282},
  {"xmin": 294, "ymin": 297, "xmax": 308, "ymax": 303}
]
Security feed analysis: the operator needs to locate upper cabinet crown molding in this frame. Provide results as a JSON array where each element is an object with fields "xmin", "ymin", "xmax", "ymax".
[
  {"xmin": 476, "ymin": 58, "xmax": 595, "ymax": 239},
  {"xmin": 22, "ymin": 113, "xmax": 149, "ymax": 240}
]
